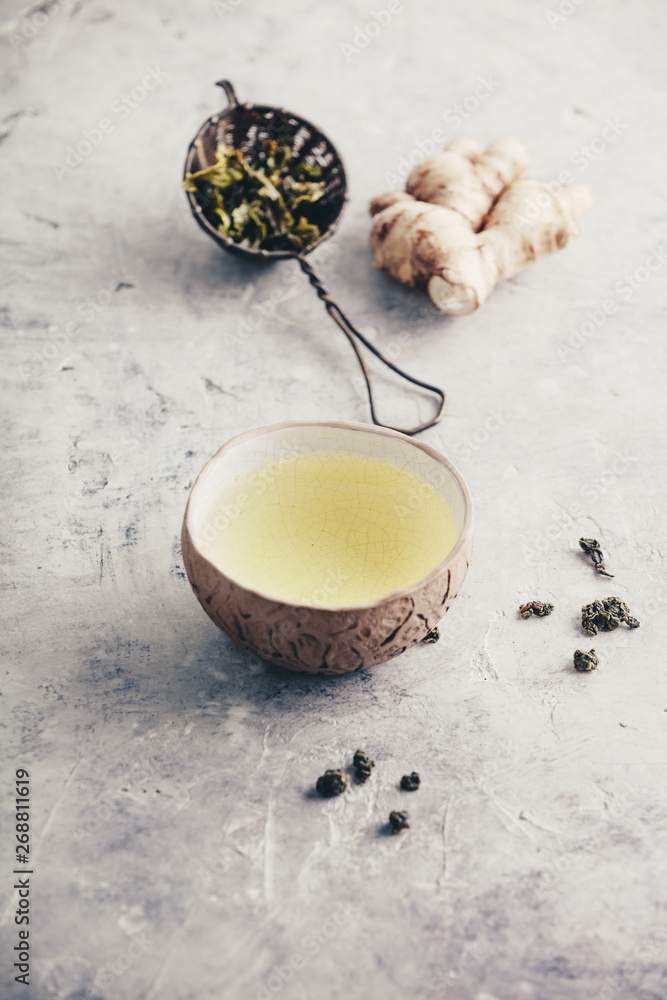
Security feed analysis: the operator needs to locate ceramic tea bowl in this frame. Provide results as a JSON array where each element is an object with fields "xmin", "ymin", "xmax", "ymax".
[{"xmin": 181, "ymin": 420, "xmax": 473, "ymax": 674}]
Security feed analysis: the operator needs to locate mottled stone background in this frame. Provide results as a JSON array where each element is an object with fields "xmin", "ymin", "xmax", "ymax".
[{"xmin": 2, "ymin": 0, "xmax": 667, "ymax": 998}]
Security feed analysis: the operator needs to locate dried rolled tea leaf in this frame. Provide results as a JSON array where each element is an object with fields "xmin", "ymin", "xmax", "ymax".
[
  {"xmin": 579, "ymin": 538, "xmax": 614, "ymax": 578},
  {"xmin": 400, "ymin": 772, "xmax": 420, "ymax": 791},
  {"xmin": 602, "ymin": 596, "xmax": 640, "ymax": 629},
  {"xmin": 422, "ymin": 627, "xmax": 440, "ymax": 644},
  {"xmin": 581, "ymin": 596, "xmax": 640, "ymax": 636},
  {"xmin": 574, "ymin": 648, "xmax": 599, "ymax": 672},
  {"xmin": 389, "ymin": 810, "xmax": 410, "ymax": 834},
  {"xmin": 519, "ymin": 601, "xmax": 554, "ymax": 619},
  {"xmin": 184, "ymin": 140, "xmax": 325, "ymax": 253},
  {"xmin": 581, "ymin": 600, "xmax": 610, "ymax": 636},
  {"xmin": 353, "ymin": 749, "xmax": 375, "ymax": 784},
  {"xmin": 316, "ymin": 769, "xmax": 348, "ymax": 798}
]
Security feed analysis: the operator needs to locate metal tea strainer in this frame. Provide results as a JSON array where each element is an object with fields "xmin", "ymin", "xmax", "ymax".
[{"xmin": 184, "ymin": 80, "xmax": 445, "ymax": 436}]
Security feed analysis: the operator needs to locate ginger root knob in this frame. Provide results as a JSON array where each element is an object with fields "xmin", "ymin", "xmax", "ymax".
[{"xmin": 370, "ymin": 138, "xmax": 592, "ymax": 315}]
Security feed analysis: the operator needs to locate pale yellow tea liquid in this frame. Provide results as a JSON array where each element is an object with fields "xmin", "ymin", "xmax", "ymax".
[{"xmin": 198, "ymin": 452, "xmax": 459, "ymax": 606}]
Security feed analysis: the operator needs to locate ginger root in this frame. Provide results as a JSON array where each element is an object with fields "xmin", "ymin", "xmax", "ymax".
[
  {"xmin": 370, "ymin": 137, "xmax": 592, "ymax": 315},
  {"xmin": 405, "ymin": 136, "xmax": 529, "ymax": 229}
]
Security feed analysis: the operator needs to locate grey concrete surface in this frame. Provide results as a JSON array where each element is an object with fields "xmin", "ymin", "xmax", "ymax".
[{"xmin": 2, "ymin": 1, "xmax": 667, "ymax": 998}]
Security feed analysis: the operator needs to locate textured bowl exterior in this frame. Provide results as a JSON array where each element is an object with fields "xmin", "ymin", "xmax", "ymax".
[
  {"xmin": 181, "ymin": 420, "xmax": 473, "ymax": 675},
  {"xmin": 181, "ymin": 523, "xmax": 472, "ymax": 675}
]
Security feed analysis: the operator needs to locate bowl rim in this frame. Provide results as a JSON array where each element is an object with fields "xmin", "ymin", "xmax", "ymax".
[{"xmin": 183, "ymin": 419, "xmax": 474, "ymax": 612}]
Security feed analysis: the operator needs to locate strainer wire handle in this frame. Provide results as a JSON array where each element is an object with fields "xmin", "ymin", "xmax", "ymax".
[
  {"xmin": 295, "ymin": 255, "xmax": 445, "ymax": 436},
  {"xmin": 216, "ymin": 80, "xmax": 239, "ymax": 107},
  {"xmin": 213, "ymin": 78, "xmax": 445, "ymax": 435}
]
